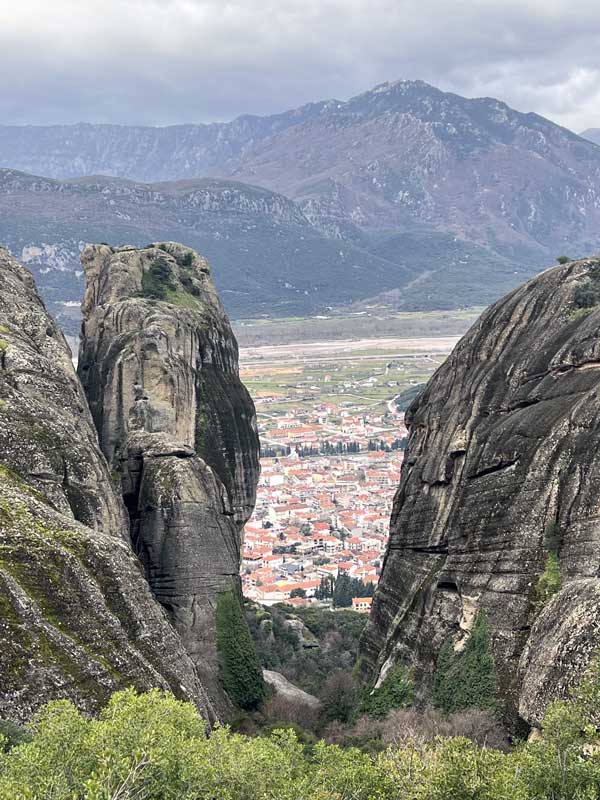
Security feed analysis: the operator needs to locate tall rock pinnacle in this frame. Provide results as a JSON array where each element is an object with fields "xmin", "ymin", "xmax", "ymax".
[
  {"xmin": 0, "ymin": 247, "xmax": 214, "ymax": 722},
  {"xmin": 77, "ymin": 242, "xmax": 260, "ymax": 715}
]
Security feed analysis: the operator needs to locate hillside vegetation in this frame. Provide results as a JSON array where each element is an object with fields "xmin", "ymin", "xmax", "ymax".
[{"xmin": 3, "ymin": 660, "xmax": 600, "ymax": 799}]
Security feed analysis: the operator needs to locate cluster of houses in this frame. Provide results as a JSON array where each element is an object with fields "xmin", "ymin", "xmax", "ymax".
[{"xmin": 241, "ymin": 406, "xmax": 407, "ymax": 611}]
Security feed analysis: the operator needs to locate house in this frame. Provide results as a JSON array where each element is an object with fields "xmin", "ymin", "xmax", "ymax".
[{"xmin": 352, "ymin": 596, "xmax": 373, "ymax": 613}]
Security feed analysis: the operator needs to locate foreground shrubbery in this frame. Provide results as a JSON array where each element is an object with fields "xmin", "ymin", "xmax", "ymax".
[{"xmin": 3, "ymin": 663, "xmax": 600, "ymax": 800}]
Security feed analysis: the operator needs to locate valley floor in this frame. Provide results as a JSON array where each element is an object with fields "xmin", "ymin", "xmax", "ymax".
[{"xmin": 237, "ymin": 312, "xmax": 472, "ymax": 608}]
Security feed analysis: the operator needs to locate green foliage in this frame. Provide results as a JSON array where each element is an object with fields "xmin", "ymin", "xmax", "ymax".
[
  {"xmin": 556, "ymin": 255, "xmax": 571, "ymax": 264},
  {"xmin": 569, "ymin": 307, "xmax": 594, "ymax": 323},
  {"xmin": 5, "ymin": 663, "xmax": 600, "ymax": 799},
  {"xmin": 433, "ymin": 612, "xmax": 498, "ymax": 715},
  {"xmin": 573, "ymin": 283, "xmax": 600, "ymax": 309},
  {"xmin": 573, "ymin": 263, "xmax": 600, "ymax": 310},
  {"xmin": 245, "ymin": 602, "xmax": 366, "ymax": 698},
  {"xmin": 216, "ymin": 588, "xmax": 266, "ymax": 710},
  {"xmin": 358, "ymin": 663, "xmax": 414, "ymax": 719},
  {"xmin": 535, "ymin": 551, "xmax": 562, "ymax": 604},
  {"xmin": 544, "ymin": 521, "xmax": 563, "ymax": 553},
  {"xmin": 433, "ymin": 637, "xmax": 455, "ymax": 709},
  {"xmin": 179, "ymin": 250, "xmax": 194, "ymax": 267},
  {"xmin": 0, "ymin": 720, "xmax": 30, "ymax": 752},
  {"xmin": 535, "ymin": 522, "xmax": 562, "ymax": 605},
  {"xmin": 332, "ymin": 570, "xmax": 373, "ymax": 607},
  {"xmin": 141, "ymin": 258, "xmax": 175, "ymax": 300}
]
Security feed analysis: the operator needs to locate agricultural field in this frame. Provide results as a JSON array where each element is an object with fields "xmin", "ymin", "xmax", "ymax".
[{"xmin": 233, "ymin": 307, "xmax": 481, "ymax": 347}]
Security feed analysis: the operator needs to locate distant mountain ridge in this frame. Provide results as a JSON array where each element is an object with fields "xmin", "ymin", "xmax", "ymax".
[
  {"xmin": 3, "ymin": 80, "xmax": 600, "ymax": 323},
  {"xmin": 581, "ymin": 128, "xmax": 600, "ymax": 146},
  {"xmin": 0, "ymin": 169, "xmax": 429, "ymax": 330}
]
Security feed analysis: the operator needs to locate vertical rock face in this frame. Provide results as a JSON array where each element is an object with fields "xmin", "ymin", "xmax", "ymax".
[
  {"xmin": 0, "ymin": 249, "xmax": 127, "ymax": 536},
  {"xmin": 0, "ymin": 247, "xmax": 214, "ymax": 723},
  {"xmin": 360, "ymin": 257, "xmax": 600, "ymax": 725},
  {"xmin": 78, "ymin": 243, "xmax": 260, "ymax": 713}
]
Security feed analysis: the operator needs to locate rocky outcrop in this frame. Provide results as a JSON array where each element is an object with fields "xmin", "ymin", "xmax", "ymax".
[
  {"xmin": 262, "ymin": 670, "xmax": 321, "ymax": 709},
  {"xmin": 78, "ymin": 242, "xmax": 260, "ymax": 714},
  {"xmin": 0, "ymin": 248, "xmax": 214, "ymax": 722},
  {"xmin": 518, "ymin": 579, "xmax": 600, "ymax": 726},
  {"xmin": 360, "ymin": 257, "xmax": 600, "ymax": 726}
]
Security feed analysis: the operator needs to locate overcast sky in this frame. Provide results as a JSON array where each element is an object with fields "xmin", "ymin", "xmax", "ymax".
[{"xmin": 2, "ymin": 0, "xmax": 600, "ymax": 131}]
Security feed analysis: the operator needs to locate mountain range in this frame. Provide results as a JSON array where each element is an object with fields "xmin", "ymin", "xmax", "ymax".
[
  {"xmin": 581, "ymin": 129, "xmax": 600, "ymax": 146},
  {"xmin": 3, "ymin": 79, "xmax": 600, "ymax": 325}
]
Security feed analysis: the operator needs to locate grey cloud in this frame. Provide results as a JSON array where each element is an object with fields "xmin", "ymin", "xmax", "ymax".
[{"xmin": 1, "ymin": 0, "xmax": 600, "ymax": 130}]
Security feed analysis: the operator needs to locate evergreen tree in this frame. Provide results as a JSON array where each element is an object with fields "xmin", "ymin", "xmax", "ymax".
[
  {"xmin": 432, "ymin": 612, "xmax": 498, "ymax": 715},
  {"xmin": 332, "ymin": 571, "xmax": 353, "ymax": 607},
  {"xmin": 216, "ymin": 587, "xmax": 266, "ymax": 710},
  {"xmin": 359, "ymin": 663, "xmax": 414, "ymax": 718}
]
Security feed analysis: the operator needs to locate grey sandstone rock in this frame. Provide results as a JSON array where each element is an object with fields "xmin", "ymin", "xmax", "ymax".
[
  {"xmin": 262, "ymin": 670, "xmax": 321, "ymax": 709},
  {"xmin": 360, "ymin": 257, "xmax": 600, "ymax": 725},
  {"xmin": 78, "ymin": 242, "xmax": 260, "ymax": 715},
  {"xmin": 0, "ymin": 248, "xmax": 215, "ymax": 722}
]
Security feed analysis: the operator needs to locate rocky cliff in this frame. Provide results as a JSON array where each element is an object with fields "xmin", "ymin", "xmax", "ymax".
[
  {"xmin": 77, "ymin": 242, "xmax": 260, "ymax": 715},
  {"xmin": 0, "ymin": 248, "xmax": 214, "ymax": 722},
  {"xmin": 360, "ymin": 256, "xmax": 600, "ymax": 726}
]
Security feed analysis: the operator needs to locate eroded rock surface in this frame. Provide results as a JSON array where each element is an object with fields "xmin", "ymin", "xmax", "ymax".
[
  {"xmin": 360, "ymin": 257, "xmax": 600, "ymax": 725},
  {"xmin": 0, "ymin": 248, "xmax": 214, "ymax": 722},
  {"xmin": 78, "ymin": 243, "xmax": 260, "ymax": 713}
]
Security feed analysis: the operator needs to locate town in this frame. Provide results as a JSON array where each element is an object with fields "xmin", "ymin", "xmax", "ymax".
[{"xmin": 239, "ymin": 332, "xmax": 458, "ymax": 611}]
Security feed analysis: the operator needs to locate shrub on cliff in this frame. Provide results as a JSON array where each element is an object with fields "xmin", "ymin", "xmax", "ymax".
[
  {"xmin": 535, "ymin": 551, "xmax": 562, "ymax": 604},
  {"xmin": 433, "ymin": 612, "xmax": 498, "ymax": 715},
  {"xmin": 216, "ymin": 588, "xmax": 266, "ymax": 710},
  {"xmin": 358, "ymin": 663, "xmax": 414, "ymax": 719},
  {"xmin": 572, "ymin": 263, "xmax": 600, "ymax": 310},
  {"xmin": 141, "ymin": 258, "xmax": 175, "ymax": 300}
]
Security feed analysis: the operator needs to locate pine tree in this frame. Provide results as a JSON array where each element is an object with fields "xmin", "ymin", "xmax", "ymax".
[{"xmin": 216, "ymin": 587, "xmax": 265, "ymax": 710}]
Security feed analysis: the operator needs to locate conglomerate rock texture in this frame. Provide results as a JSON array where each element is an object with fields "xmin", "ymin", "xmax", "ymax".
[
  {"xmin": 360, "ymin": 257, "xmax": 600, "ymax": 726},
  {"xmin": 78, "ymin": 242, "xmax": 260, "ymax": 714},
  {"xmin": 0, "ymin": 247, "xmax": 214, "ymax": 723}
]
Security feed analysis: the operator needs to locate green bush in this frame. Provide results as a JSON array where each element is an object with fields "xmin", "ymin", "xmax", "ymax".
[
  {"xmin": 216, "ymin": 588, "xmax": 266, "ymax": 710},
  {"xmin": 433, "ymin": 612, "xmax": 498, "ymax": 715},
  {"xmin": 535, "ymin": 551, "xmax": 562, "ymax": 604},
  {"xmin": 358, "ymin": 663, "xmax": 413, "ymax": 719},
  {"xmin": 5, "ymin": 661, "xmax": 600, "ymax": 799},
  {"xmin": 573, "ymin": 283, "xmax": 600, "ymax": 309},
  {"xmin": 141, "ymin": 258, "xmax": 175, "ymax": 300},
  {"xmin": 0, "ymin": 720, "xmax": 30, "ymax": 751},
  {"xmin": 544, "ymin": 521, "xmax": 562, "ymax": 552},
  {"xmin": 535, "ymin": 522, "xmax": 562, "ymax": 605},
  {"xmin": 572, "ymin": 263, "xmax": 600, "ymax": 310},
  {"xmin": 180, "ymin": 251, "xmax": 194, "ymax": 267}
]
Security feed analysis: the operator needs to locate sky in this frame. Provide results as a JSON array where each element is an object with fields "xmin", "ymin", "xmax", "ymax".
[{"xmin": 2, "ymin": 0, "xmax": 600, "ymax": 132}]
